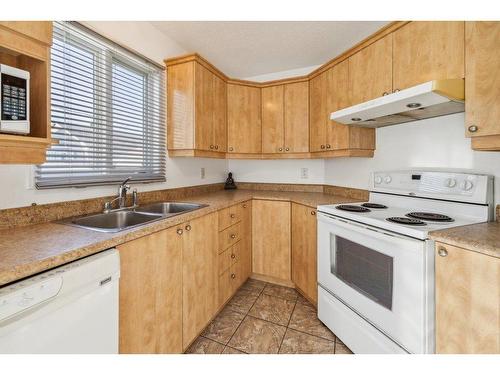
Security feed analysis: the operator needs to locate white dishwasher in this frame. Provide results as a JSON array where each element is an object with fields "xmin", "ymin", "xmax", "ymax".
[{"xmin": 0, "ymin": 248, "xmax": 120, "ymax": 354}]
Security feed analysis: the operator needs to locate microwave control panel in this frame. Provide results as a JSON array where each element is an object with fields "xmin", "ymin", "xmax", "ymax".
[{"xmin": 1, "ymin": 73, "xmax": 27, "ymax": 121}]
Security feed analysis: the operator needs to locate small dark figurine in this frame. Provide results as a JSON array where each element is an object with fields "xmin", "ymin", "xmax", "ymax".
[{"xmin": 224, "ymin": 172, "xmax": 237, "ymax": 190}]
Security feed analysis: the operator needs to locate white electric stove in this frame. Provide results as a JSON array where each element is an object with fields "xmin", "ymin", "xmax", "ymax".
[{"xmin": 317, "ymin": 170, "xmax": 493, "ymax": 354}]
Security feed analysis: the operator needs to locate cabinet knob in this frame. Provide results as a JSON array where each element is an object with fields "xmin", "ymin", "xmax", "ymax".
[
  {"xmin": 230, "ymin": 234, "xmax": 236, "ymax": 239},
  {"xmin": 215, "ymin": 145, "xmax": 219, "ymax": 150},
  {"xmin": 210, "ymin": 145, "xmax": 214, "ymax": 149},
  {"xmin": 185, "ymin": 224, "xmax": 192, "ymax": 231},
  {"xmin": 311, "ymin": 211, "xmax": 316, "ymax": 216},
  {"xmin": 231, "ymin": 253, "xmax": 236, "ymax": 259},
  {"xmin": 393, "ymin": 89, "xmax": 400, "ymax": 93},
  {"xmin": 468, "ymin": 125, "xmax": 478, "ymax": 133},
  {"xmin": 278, "ymin": 147, "xmax": 283, "ymax": 152},
  {"xmin": 285, "ymin": 147, "xmax": 290, "ymax": 151},
  {"xmin": 231, "ymin": 273, "xmax": 236, "ymax": 279},
  {"xmin": 321, "ymin": 145, "xmax": 325, "ymax": 149},
  {"xmin": 326, "ymin": 144, "xmax": 331, "ymax": 149},
  {"xmin": 243, "ymin": 204, "xmax": 247, "ymax": 208},
  {"xmin": 230, "ymin": 213, "xmax": 235, "ymax": 218},
  {"xmin": 229, "ymin": 147, "xmax": 234, "ymax": 151},
  {"xmin": 438, "ymin": 247, "xmax": 448, "ymax": 257},
  {"xmin": 383, "ymin": 91, "xmax": 389, "ymax": 96},
  {"xmin": 176, "ymin": 228, "xmax": 183, "ymax": 235}
]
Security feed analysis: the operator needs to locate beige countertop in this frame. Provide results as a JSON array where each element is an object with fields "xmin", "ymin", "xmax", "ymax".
[
  {"xmin": 0, "ymin": 189, "xmax": 358, "ymax": 286},
  {"xmin": 430, "ymin": 221, "xmax": 500, "ymax": 259}
]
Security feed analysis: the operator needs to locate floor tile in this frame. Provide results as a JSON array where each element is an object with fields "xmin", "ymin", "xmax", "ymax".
[
  {"xmin": 240, "ymin": 278, "xmax": 267, "ymax": 294},
  {"xmin": 263, "ymin": 283, "xmax": 299, "ymax": 301},
  {"xmin": 228, "ymin": 316, "xmax": 286, "ymax": 354},
  {"xmin": 288, "ymin": 301, "xmax": 335, "ymax": 341},
  {"xmin": 225, "ymin": 288, "xmax": 260, "ymax": 314},
  {"xmin": 248, "ymin": 293, "xmax": 296, "ymax": 326},
  {"xmin": 186, "ymin": 337, "xmax": 225, "ymax": 354},
  {"xmin": 222, "ymin": 346, "xmax": 247, "ymax": 354},
  {"xmin": 296, "ymin": 293, "xmax": 313, "ymax": 306},
  {"xmin": 279, "ymin": 329, "xmax": 336, "ymax": 354},
  {"xmin": 202, "ymin": 307, "xmax": 246, "ymax": 344},
  {"xmin": 335, "ymin": 342, "xmax": 353, "ymax": 354}
]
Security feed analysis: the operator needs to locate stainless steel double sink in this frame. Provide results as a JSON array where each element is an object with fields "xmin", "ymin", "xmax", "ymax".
[{"xmin": 63, "ymin": 202, "xmax": 207, "ymax": 233}]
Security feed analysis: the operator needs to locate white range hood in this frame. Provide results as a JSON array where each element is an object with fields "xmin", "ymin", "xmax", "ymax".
[{"xmin": 330, "ymin": 79, "xmax": 465, "ymax": 128}]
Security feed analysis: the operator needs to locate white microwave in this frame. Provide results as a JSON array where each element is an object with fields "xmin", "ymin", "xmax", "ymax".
[{"xmin": 0, "ymin": 64, "xmax": 30, "ymax": 135}]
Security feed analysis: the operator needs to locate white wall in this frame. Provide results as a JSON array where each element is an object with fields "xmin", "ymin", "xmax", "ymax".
[
  {"xmin": 0, "ymin": 22, "xmax": 229, "ymax": 210},
  {"xmin": 324, "ymin": 113, "xmax": 500, "ymax": 207},
  {"xmin": 244, "ymin": 64, "xmax": 321, "ymax": 82}
]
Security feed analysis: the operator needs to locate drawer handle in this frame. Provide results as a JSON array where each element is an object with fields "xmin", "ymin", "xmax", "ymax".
[
  {"xmin": 230, "ymin": 234, "xmax": 236, "ymax": 239},
  {"xmin": 231, "ymin": 253, "xmax": 236, "ymax": 259},
  {"xmin": 311, "ymin": 211, "xmax": 316, "ymax": 215},
  {"xmin": 438, "ymin": 247, "xmax": 448, "ymax": 257},
  {"xmin": 185, "ymin": 224, "xmax": 192, "ymax": 231},
  {"xmin": 176, "ymin": 228, "xmax": 183, "ymax": 235},
  {"xmin": 468, "ymin": 125, "xmax": 478, "ymax": 133},
  {"xmin": 230, "ymin": 214, "xmax": 236, "ymax": 218},
  {"xmin": 231, "ymin": 273, "xmax": 236, "ymax": 279}
]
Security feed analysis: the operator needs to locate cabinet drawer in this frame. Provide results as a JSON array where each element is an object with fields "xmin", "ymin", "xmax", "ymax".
[
  {"xmin": 218, "ymin": 204, "xmax": 242, "ymax": 231},
  {"xmin": 219, "ymin": 222, "xmax": 242, "ymax": 252},
  {"xmin": 218, "ymin": 242, "xmax": 241, "ymax": 275}
]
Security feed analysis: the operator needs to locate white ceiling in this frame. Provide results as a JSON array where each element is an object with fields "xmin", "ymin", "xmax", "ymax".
[{"xmin": 151, "ymin": 21, "xmax": 389, "ymax": 78}]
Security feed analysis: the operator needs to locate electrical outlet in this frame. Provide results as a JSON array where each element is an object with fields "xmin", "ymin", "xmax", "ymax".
[
  {"xmin": 300, "ymin": 168, "xmax": 309, "ymax": 179},
  {"xmin": 200, "ymin": 167, "xmax": 206, "ymax": 179}
]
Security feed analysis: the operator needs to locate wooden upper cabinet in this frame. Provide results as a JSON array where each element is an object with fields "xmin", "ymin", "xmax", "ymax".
[
  {"xmin": 227, "ymin": 83, "xmax": 262, "ymax": 154},
  {"xmin": 0, "ymin": 21, "xmax": 52, "ymax": 45},
  {"xmin": 435, "ymin": 242, "xmax": 500, "ymax": 354},
  {"xmin": 284, "ymin": 81, "xmax": 309, "ymax": 153},
  {"xmin": 393, "ymin": 21, "xmax": 465, "ymax": 91},
  {"xmin": 309, "ymin": 71, "xmax": 328, "ymax": 152},
  {"xmin": 166, "ymin": 60, "xmax": 226, "ymax": 155},
  {"xmin": 327, "ymin": 60, "xmax": 351, "ymax": 150},
  {"xmin": 465, "ymin": 22, "xmax": 500, "ymax": 148},
  {"xmin": 262, "ymin": 85, "xmax": 284, "ymax": 153},
  {"xmin": 348, "ymin": 34, "xmax": 393, "ymax": 105}
]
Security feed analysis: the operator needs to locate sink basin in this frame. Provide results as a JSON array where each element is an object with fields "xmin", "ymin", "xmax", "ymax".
[
  {"xmin": 135, "ymin": 202, "xmax": 207, "ymax": 216},
  {"xmin": 69, "ymin": 211, "xmax": 163, "ymax": 233}
]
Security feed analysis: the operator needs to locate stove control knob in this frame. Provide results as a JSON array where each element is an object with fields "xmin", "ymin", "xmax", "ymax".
[
  {"xmin": 374, "ymin": 176, "xmax": 382, "ymax": 184},
  {"xmin": 460, "ymin": 180, "xmax": 473, "ymax": 191},
  {"xmin": 384, "ymin": 176, "xmax": 392, "ymax": 184},
  {"xmin": 444, "ymin": 178, "xmax": 457, "ymax": 188}
]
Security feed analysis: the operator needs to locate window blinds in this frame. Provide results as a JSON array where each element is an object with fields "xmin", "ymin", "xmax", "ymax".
[{"xmin": 36, "ymin": 21, "xmax": 166, "ymax": 189}]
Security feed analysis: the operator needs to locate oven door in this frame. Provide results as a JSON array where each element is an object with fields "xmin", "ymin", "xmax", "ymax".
[{"xmin": 317, "ymin": 212, "xmax": 433, "ymax": 354}]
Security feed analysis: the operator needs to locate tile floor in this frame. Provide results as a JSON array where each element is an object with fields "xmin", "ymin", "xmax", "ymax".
[{"xmin": 186, "ymin": 278, "xmax": 353, "ymax": 354}]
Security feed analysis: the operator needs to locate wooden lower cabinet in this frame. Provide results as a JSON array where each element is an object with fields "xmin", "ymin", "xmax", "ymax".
[
  {"xmin": 435, "ymin": 242, "xmax": 500, "ymax": 354},
  {"xmin": 291, "ymin": 203, "xmax": 318, "ymax": 305},
  {"xmin": 118, "ymin": 226, "xmax": 183, "ymax": 353},
  {"xmin": 252, "ymin": 200, "xmax": 291, "ymax": 281},
  {"xmin": 182, "ymin": 212, "xmax": 219, "ymax": 350}
]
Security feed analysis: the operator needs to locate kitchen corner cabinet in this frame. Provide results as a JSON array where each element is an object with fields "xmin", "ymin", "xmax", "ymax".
[
  {"xmin": 227, "ymin": 83, "xmax": 262, "ymax": 155},
  {"xmin": 262, "ymin": 82, "xmax": 309, "ymax": 156},
  {"xmin": 291, "ymin": 203, "xmax": 318, "ymax": 305},
  {"xmin": 166, "ymin": 59, "xmax": 226, "ymax": 158},
  {"xmin": 435, "ymin": 242, "xmax": 500, "ymax": 354},
  {"xmin": 0, "ymin": 21, "xmax": 53, "ymax": 164},
  {"xmin": 310, "ymin": 61, "xmax": 375, "ymax": 156},
  {"xmin": 182, "ymin": 212, "xmax": 219, "ymax": 350},
  {"xmin": 118, "ymin": 226, "xmax": 183, "ymax": 354},
  {"xmin": 252, "ymin": 200, "xmax": 291, "ymax": 282},
  {"xmin": 465, "ymin": 22, "xmax": 500, "ymax": 150}
]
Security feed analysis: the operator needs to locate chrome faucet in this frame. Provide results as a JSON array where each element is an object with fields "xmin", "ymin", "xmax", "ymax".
[{"xmin": 103, "ymin": 177, "xmax": 138, "ymax": 213}]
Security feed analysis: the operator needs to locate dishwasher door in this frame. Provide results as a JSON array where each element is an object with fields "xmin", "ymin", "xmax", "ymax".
[{"xmin": 0, "ymin": 249, "xmax": 120, "ymax": 354}]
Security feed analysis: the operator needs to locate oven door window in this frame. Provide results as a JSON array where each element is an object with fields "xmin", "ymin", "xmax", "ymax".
[{"xmin": 331, "ymin": 235, "xmax": 394, "ymax": 310}]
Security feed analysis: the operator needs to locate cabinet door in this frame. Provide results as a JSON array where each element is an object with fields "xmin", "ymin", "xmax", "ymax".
[
  {"xmin": 240, "ymin": 200, "xmax": 252, "ymax": 280},
  {"xmin": 0, "ymin": 21, "xmax": 52, "ymax": 45},
  {"xmin": 393, "ymin": 21, "xmax": 465, "ymax": 91},
  {"xmin": 262, "ymin": 85, "xmax": 284, "ymax": 153},
  {"xmin": 284, "ymin": 81, "xmax": 309, "ymax": 153},
  {"xmin": 118, "ymin": 227, "xmax": 183, "ymax": 353},
  {"xmin": 309, "ymin": 71, "xmax": 328, "ymax": 152},
  {"xmin": 435, "ymin": 243, "xmax": 500, "ymax": 354},
  {"xmin": 182, "ymin": 212, "xmax": 218, "ymax": 349},
  {"xmin": 212, "ymin": 74, "xmax": 227, "ymax": 152},
  {"xmin": 227, "ymin": 84, "xmax": 262, "ymax": 153},
  {"xmin": 348, "ymin": 34, "xmax": 393, "ymax": 105},
  {"xmin": 465, "ymin": 22, "xmax": 500, "ymax": 139},
  {"xmin": 291, "ymin": 203, "xmax": 318, "ymax": 305},
  {"xmin": 326, "ymin": 61, "xmax": 350, "ymax": 150},
  {"xmin": 252, "ymin": 200, "xmax": 291, "ymax": 281},
  {"xmin": 167, "ymin": 62, "xmax": 195, "ymax": 150},
  {"xmin": 195, "ymin": 63, "xmax": 214, "ymax": 151}
]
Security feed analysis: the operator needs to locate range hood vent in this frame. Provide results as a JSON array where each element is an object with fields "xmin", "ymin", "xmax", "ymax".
[{"xmin": 330, "ymin": 79, "xmax": 465, "ymax": 128}]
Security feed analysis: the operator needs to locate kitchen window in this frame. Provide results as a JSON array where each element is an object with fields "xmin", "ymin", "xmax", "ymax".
[{"xmin": 36, "ymin": 21, "xmax": 166, "ymax": 189}]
